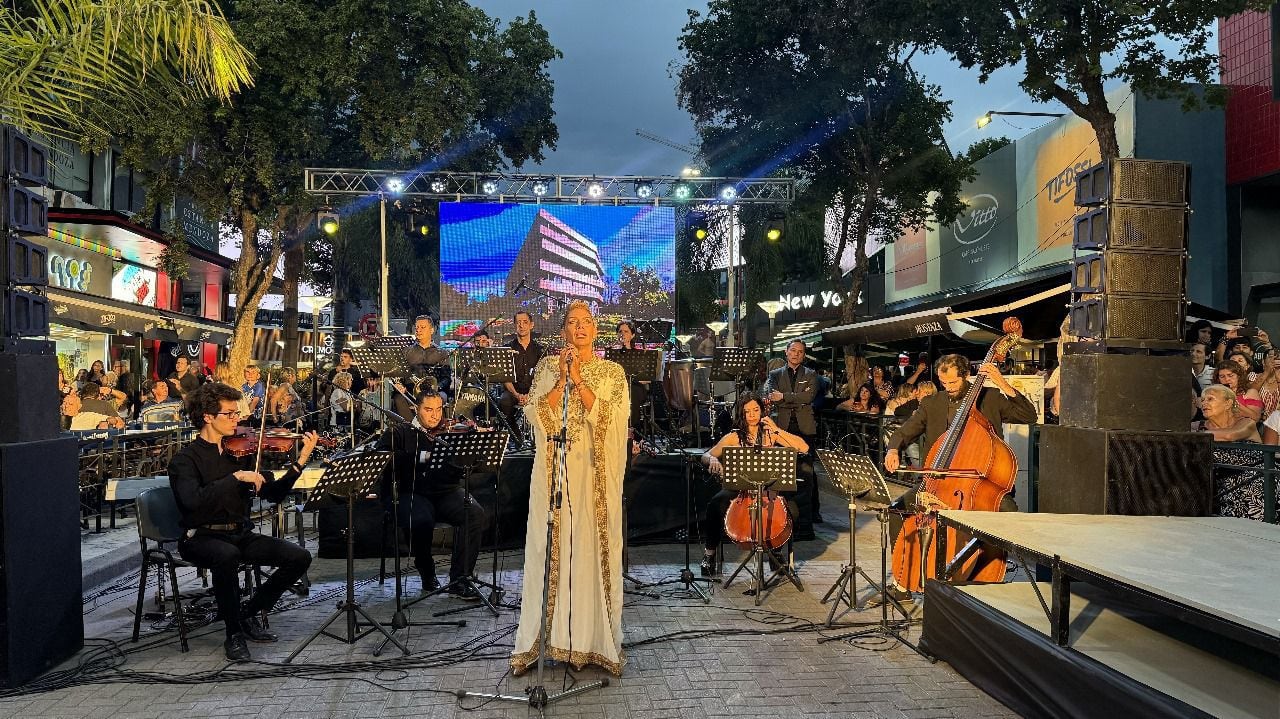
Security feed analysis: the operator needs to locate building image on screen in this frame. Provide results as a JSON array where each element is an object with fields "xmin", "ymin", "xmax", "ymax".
[{"xmin": 440, "ymin": 202, "xmax": 675, "ymax": 345}]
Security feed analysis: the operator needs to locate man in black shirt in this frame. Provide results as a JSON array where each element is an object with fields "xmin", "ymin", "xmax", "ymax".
[
  {"xmin": 167, "ymin": 356, "xmax": 201, "ymax": 399},
  {"xmin": 764, "ymin": 339, "xmax": 820, "ymax": 537},
  {"xmin": 377, "ymin": 391, "xmax": 488, "ymax": 598},
  {"xmin": 497, "ymin": 311, "xmax": 544, "ymax": 447},
  {"xmin": 168, "ymin": 383, "xmax": 319, "ymax": 661},
  {"xmin": 397, "ymin": 314, "xmax": 451, "ymax": 417}
]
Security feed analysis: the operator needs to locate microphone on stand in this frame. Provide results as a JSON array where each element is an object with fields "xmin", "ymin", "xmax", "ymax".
[{"xmin": 513, "ymin": 275, "xmax": 529, "ymax": 295}]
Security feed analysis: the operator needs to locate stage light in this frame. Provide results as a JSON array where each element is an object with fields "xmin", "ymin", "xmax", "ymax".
[
  {"xmin": 687, "ymin": 210, "xmax": 708, "ymax": 242},
  {"xmin": 635, "ymin": 181, "xmax": 654, "ymax": 199},
  {"xmin": 532, "ymin": 179, "xmax": 549, "ymax": 197},
  {"xmin": 482, "ymin": 179, "xmax": 499, "ymax": 195},
  {"xmin": 429, "ymin": 177, "xmax": 447, "ymax": 193},
  {"xmin": 765, "ymin": 211, "xmax": 785, "ymax": 242},
  {"xmin": 719, "ymin": 185, "xmax": 738, "ymax": 202},
  {"xmin": 681, "ymin": 167, "xmax": 702, "ymax": 177},
  {"xmin": 317, "ymin": 209, "xmax": 340, "ymax": 235},
  {"xmin": 386, "ymin": 177, "xmax": 404, "ymax": 193},
  {"xmin": 673, "ymin": 183, "xmax": 692, "ymax": 201},
  {"xmin": 695, "ymin": 227, "xmax": 708, "ymax": 240},
  {"xmin": 587, "ymin": 181, "xmax": 604, "ymax": 198}
]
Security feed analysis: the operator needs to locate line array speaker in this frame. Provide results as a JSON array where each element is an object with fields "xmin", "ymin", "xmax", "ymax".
[{"xmin": 1075, "ymin": 158, "xmax": 1190, "ymax": 207}]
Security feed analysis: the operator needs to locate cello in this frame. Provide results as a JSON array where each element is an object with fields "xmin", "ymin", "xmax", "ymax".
[
  {"xmin": 890, "ymin": 318, "xmax": 1023, "ymax": 593},
  {"xmin": 722, "ymin": 398, "xmax": 793, "ymax": 550}
]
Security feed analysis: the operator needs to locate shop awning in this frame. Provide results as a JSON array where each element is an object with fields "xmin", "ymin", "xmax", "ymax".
[
  {"xmin": 810, "ymin": 282, "xmax": 1072, "ymax": 349},
  {"xmin": 159, "ymin": 309, "xmax": 233, "ymax": 345},
  {"xmin": 46, "ymin": 287, "xmax": 160, "ymax": 335}
]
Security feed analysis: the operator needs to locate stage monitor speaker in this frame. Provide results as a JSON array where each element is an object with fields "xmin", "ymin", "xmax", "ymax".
[
  {"xmin": 1037, "ymin": 425, "xmax": 1212, "ymax": 516},
  {"xmin": 0, "ymin": 345, "xmax": 58, "ymax": 442},
  {"xmin": 1075, "ymin": 158, "xmax": 1190, "ymax": 207},
  {"xmin": 0, "ymin": 436, "xmax": 83, "ymax": 687},
  {"xmin": 1059, "ymin": 352, "xmax": 1191, "ymax": 432}
]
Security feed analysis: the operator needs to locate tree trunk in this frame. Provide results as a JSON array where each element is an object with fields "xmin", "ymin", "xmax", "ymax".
[{"xmin": 282, "ymin": 236, "xmax": 302, "ymax": 369}]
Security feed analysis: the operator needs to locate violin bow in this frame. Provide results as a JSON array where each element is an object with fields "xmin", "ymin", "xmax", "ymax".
[{"xmin": 252, "ymin": 367, "xmax": 272, "ymax": 474}]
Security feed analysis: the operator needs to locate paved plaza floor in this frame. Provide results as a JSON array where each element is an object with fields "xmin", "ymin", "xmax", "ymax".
[{"xmin": 2, "ymin": 487, "xmax": 1017, "ymax": 719}]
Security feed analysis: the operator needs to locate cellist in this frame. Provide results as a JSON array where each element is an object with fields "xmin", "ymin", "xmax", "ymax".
[
  {"xmin": 699, "ymin": 394, "xmax": 808, "ymax": 576},
  {"xmin": 882, "ymin": 354, "xmax": 1037, "ymax": 597}
]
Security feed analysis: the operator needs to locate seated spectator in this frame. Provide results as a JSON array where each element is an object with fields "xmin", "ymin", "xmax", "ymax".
[
  {"xmin": 1214, "ymin": 362, "xmax": 1263, "ymax": 422},
  {"xmin": 1194, "ymin": 385, "xmax": 1260, "ymax": 442},
  {"xmin": 79, "ymin": 382, "xmax": 122, "ymax": 418},
  {"xmin": 837, "ymin": 382, "xmax": 885, "ymax": 415},
  {"xmin": 1263, "ymin": 410, "xmax": 1279, "ymax": 445},
  {"xmin": 62, "ymin": 392, "xmax": 124, "ymax": 431},
  {"xmin": 138, "ymin": 380, "xmax": 184, "ymax": 424},
  {"xmin": 894, "ymin": 380, "xmax": 935, "ymax": 418},
  {"xmin": 270, "ymin": 367, "xmax": 306, "ymax": 427},
  {"xmin": 885, "ymin": 383, "xmax": 914, "ymax": 415}
]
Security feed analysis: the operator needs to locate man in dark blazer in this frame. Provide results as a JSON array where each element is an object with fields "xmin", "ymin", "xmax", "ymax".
[{"xmin": 764, "ymin": 339, "xmax": 819, "ymax": 538}]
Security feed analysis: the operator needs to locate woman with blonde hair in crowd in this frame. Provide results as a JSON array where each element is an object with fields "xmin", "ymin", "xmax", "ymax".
[
  {"xmin": 885, "ymin": 383, "xmax": 914, "ymax": 415},
  {"xmin": 1195, "ymin": 384, "xmax": 1260, "ymax": 442}
]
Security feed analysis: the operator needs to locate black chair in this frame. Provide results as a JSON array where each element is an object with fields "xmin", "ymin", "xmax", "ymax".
[
  {"xmin": 132, "ymin": 487, "xmax": 265, "ymax": 651},
  {"xmin": 132, "ymin": 486, "xmax": 196, "ymax": 651}
]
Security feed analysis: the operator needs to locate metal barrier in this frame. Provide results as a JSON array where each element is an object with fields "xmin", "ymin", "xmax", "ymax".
[
  {"xmin": 74, "ymin": 426, "xmax": 194, "ymax": 532},
  {"xmin": 816, "ymin": 410, "xmax": 920, "ymax": 472},
  {"xmin": 1211, "ymin": 441, "xmax": 1278, "ymax": 524}
]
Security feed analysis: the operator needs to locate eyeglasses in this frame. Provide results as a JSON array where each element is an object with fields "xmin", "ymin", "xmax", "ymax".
[{"xmin": 215, "ymin": 409, "xmax": 242, "ymax": 418}]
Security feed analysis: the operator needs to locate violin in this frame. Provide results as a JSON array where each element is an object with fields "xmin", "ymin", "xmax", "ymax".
[{"xmin": 223, "ymin": 426, "xmax": 298, "ymax": 458}]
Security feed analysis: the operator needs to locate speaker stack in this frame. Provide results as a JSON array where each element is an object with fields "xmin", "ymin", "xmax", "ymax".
[
  {"xmin": 0, "ymin": 127, "xmax": 81, "ymax": 687},
  {"xmin": 1039, "ymin": 158, "xmax": 1212, "ymax": 517}
]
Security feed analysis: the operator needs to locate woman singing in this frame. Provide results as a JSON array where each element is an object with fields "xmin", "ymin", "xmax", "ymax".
[
  {"xmin": 699, "ymin": 395, "xmax": 808, "ymax": 576},
  {"xmin": 511, "ymin": 301, "xmax": 631, "ymax": 676}
]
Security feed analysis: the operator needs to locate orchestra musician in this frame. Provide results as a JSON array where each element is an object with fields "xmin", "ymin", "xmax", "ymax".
[
  {"xmin": 511, "ymin": 300, "xmax": 630, "ymax": 676},
  {"xmin": 881, "ymin": 354, "xmax": 1036, "ymax": 598},
  {"xmin": 616, "ymin": 319, "xmax": 650, "ymax": 431},
  {"xmin": 699, "ymin": 394, "xmax": 808, "ymax": 576},
  {"xmin": 497, "ymin": 310, "xmax": 544, "ymax": 447},
  {"xmin": 376, "ymin": 389, "xmax": 488, "ymax": 598},
  {"xmin": 168, "ymin": 383, "xmax": 319, "ymax": 662},
  {"xmin": 395, "ymin": 313, "xmax": 451, "ymax": 418}
]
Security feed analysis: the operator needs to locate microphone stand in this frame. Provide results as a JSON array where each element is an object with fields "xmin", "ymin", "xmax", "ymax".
[{"xmin": 459, "ymin": 352, "xmax": 608, "ymax": 710}]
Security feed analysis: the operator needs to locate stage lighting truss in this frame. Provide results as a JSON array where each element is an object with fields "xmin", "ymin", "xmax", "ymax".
[{"xmin": 303, "ymin": 169, "xmax": 795, "ymax": 206}]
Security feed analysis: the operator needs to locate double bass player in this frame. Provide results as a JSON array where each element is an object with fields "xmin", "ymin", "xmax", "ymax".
[{"xmin": 882, "ymin": 353, "xmax": 1036, "ymax": 598}]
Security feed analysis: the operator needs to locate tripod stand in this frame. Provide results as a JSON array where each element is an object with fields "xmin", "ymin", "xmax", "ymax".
[
  {"xmin": 457, "ymin": 364, "xmax": 607, "ymax": 713},
  {"xmin": 720, "ymin": 446, "xmax": 800, "ymax": 606},
  {"xmin": 285, "ymin": 452, "xmax": 407, "ymax": 662},
  {"xmin": 815, "ymin": 449, "xmax": 885, "ymax": 626},
  {"xmin": 816, "ymin": 454, "xmax": 929, "ymax": 660},
  {"xmin": 637, "ymin": 447, "xmax": 713, "ymax": 603}
]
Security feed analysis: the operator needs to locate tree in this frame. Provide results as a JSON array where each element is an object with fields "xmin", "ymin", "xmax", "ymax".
[
  {"xmin": 0, "ymin": 0, "xmax": 252, "ymax": 144},
  {"xmin": 958, "ymin": 136, "xmax": 1012, "ymax": 166},
  {"xmin": 678, "ymin": 0, "xmax": 973, "ymax": 376},
  {"xmin": 923, "ymin": 0, "xmax": 1270, "ymax": 159},
  {"xmin": 614, "ymin": 265, "xmax": 669, "ymax": 315},
  {"xmin": 116, "ymin": 0, "xmax": 559, "ymax": 377}
]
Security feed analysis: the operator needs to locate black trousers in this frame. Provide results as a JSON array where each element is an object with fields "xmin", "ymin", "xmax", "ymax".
[
  {"xmin": 387, "ymin": 488, "xmax": 488, "ymax": 582},
  {"xmin": 178, "ymin": 529, "xmax": 311, "ymax": 637},
  {"xmin": 786, "ymin": 416, "xmax": 818, "ymax": 538}
]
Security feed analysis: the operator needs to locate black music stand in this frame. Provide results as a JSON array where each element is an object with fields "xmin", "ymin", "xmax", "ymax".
[
  {"xmin": 720, "ymin": 446, "xmax": 799, "ymax": 606},
  {"xmin": 456, "ymin": 347, "xmax": 516, "ymax": 430},
  {"xmin": 606, "ymin": 346, "xmax": 665, "ymax": 438},
  {"xmin": 712, "ymin": 346, "xmax": 763, "ymax": 400},
  {"xmin": 425, "ymin": 429, "xmax": 513, "ymax": 619},
  {"xmin": 284, "ymin": 451, "xmax": 406, "ymax": 662},
  {"xmin": 816, "ymin": 449, "xmax": 889, "ymax": 626},
  {"xmin": 641, "ymin": 447, "xmax": 714, "ymax": 603},
  {"xmin": 816, "ymin": 457, "xmax": 927, "ymax": 660}
]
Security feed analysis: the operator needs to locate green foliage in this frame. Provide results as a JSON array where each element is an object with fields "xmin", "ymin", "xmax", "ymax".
[
  {"xmin": 921, "ymin": 0, "xmax": 1271, "ymax": 157},
  {"xmin": 614, "ymin": 265, "xmax": 670, "ymax": 313},
  {"xmin": 678, "ymin": 0, "xmax": 974, "ymax": 324},
  {"xmin": 957, "ymin": 136, "xmax": 1012, "ymax": 166},
  {"xmin": 0, "ymin": 0, "xmax": 253, "ymax": 144},
  {"xmin": 157, "ymin": 221, "xmax": 192, "ymax": 280}
]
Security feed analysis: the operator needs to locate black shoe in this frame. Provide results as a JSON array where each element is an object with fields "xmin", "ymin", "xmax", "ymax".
[
  {"xmin": 240, "ymin": 614, "xmax": 277, "ymax": 643},
  {"xmin": 419, "ymin": 574, "xmax": 442, "ymax": 594},
  {"xmin": 700, "ymin": 556, "xmax": 717, "ymax": 577},
  {"xmin": 224, "ymin": 634, "xmax": 250, "ymax": 662},
  {"xmin": 447, "ymin": 582, "xmax": 482, "ymax": 601}
]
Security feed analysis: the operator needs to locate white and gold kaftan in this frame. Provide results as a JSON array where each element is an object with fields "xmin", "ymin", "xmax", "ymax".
[{"xmin": 510, "ymin": 355, "xmax": 630, "ymax": 676}]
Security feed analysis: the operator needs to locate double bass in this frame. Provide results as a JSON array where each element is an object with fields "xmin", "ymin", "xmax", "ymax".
[{"xmin": 890, "ymin": 318, "xmax": 1023, "ymax": 593}]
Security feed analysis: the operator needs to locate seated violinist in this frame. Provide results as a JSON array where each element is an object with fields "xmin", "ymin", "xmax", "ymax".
[
  {"xmin": 375, "ymin": 390, "xmax": 488, "ymax": 599},
  {"xmin": 699, "ymin": 394, "xmax": 808, "ymax": 577}
]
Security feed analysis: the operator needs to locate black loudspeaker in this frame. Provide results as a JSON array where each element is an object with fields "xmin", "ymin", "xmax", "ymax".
[
  {"xmin": 1037, "ymin": 425, "xmax": 1212, "ymax": 516},
  {"xmin": 1059, "ymin": 352, "xmax": 1192, "ymax": 432},
  {"xmin": 1067, "ymin": 295, "xmax": 1186, "ymax": 345},
  {"xmin": 1075, "ymin": 158, "xmax": 1190, "ymax": 207},
  {"xmin": 0, "ymin": 343, "xmax": 59, "ymax": 442},
  {"xmin": 1071, "ymin": 250, "xmax": 1185, "ymax": 296},
  {"xmin": 0, "ymin": 436, "xmax": 84, "ymax": 686},
  {"xmin": 1072, "ymin": 204, "xmax": 1188, "ymax": 252}
]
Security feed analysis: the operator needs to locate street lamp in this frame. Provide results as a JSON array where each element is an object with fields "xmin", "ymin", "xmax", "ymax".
[
  {"xmin": 706, "ymin": 321, "xmax": 727, "ymax": 343},
  {"xmin": 977, "ymin": 110, "xmax": 1065, "ymax": 129},
  {"xmin": 757, "ymin": 300, "xmax": 784, "ymax": 353}
]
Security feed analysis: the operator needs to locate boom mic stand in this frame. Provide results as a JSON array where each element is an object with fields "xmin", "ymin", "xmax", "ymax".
[{"xmin": 457, "ymin": 357, "xmax": 608, "ymax": 712}]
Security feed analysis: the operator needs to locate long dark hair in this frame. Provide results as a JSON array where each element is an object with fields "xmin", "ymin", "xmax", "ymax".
[
  {"xmin": 733, "ymin": 394, "xmax": 764, "ymax": 445},
  {"xmin": 857, "ymin": 382, "xmax": 886, "ymax": 413}
]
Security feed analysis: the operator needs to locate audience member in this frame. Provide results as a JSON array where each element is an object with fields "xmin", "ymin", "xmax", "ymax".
[
  {"xmin": 1263, "ymin": 410, "xmax": 1279, "ymax": 445},
  {"xmin": 1191, "ymin": 342, "xmax": 1214, "ymax": 390},
  {"xmin": 1256, "ymin": 348, "xmax": 1279, "ymax": 419},
  {"xmin": 871, "ymin": 366, "xmax": 894, "ymax": 401},
  {"xmin": 167, "ymin": 356, "xmax": 201, "ymax": 399},
  {"xmin": 885, "ymin": 383, "xmax": 914, "ymax": 415},
  {"xmin": 1194, "ymin": 385, "xmax": 1260, "ymax": 442},
  {"xmin": 1214, "ymin": 362, "xmax": 1262, "ymax": 422},
  {"xmin": 138, "ymin": 380, "xmax": 185, "ymax": 423}
]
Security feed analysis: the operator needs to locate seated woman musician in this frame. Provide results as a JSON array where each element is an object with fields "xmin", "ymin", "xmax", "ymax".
[{"xmin": 698, "ymin": 394, "xmax": 808, "ymax": 576}]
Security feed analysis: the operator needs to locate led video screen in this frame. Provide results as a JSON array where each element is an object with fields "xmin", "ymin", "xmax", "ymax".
[{"xmin": 439, "ymin": 203, "xmax": 675, "ymax": 344}]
